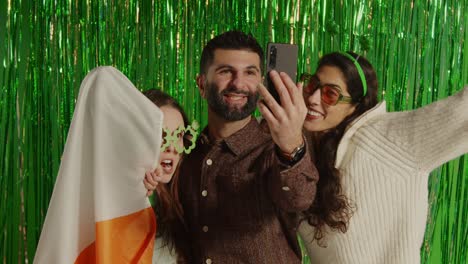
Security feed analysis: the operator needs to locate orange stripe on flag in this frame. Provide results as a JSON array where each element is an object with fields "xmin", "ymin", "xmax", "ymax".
[{"xmin": 75, "ymin": 207, "xmax": 157, "ymax": 264}]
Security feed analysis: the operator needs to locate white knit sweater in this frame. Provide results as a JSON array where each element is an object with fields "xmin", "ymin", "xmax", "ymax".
[
  {"xmin": 299, "ymin": 87, "xmax": 468, "ymax": 264},
  {"xmin": 152, "ymin": 237, "xmax": 177, "ymax": 264}
]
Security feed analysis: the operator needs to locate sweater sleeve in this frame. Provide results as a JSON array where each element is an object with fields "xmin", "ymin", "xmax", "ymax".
[{"xmin": 373, "ymin": 86, "xmax": 468, "ymax": 173}]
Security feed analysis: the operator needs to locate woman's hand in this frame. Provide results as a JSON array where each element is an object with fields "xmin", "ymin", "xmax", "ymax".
[
  {"xmin": 257, "ymin": 70, "xmax": 306, "ymax": 153},
  {"xmin": 143, "ymin": 167, "xmax": 164, "ymax": 196}
]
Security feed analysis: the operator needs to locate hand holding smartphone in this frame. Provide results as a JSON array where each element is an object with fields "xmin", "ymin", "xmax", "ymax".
[
  {"xmin": 258, "ymin": 43, "xmax": 306, "ymax": 158},
  {"xmin": 265, "ymin": 43, "xmax": 299, "ymax": 104}
]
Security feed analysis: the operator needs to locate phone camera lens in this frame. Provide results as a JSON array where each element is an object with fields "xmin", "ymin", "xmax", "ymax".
[{"xmin": 269, "ymin": 46, "xmax": 277, "ymax": 67}]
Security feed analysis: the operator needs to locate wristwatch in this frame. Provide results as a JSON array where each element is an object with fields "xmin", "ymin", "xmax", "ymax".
[{"xmin": 277, "ymin": 140, "xmax": 306, "ymax": 165}]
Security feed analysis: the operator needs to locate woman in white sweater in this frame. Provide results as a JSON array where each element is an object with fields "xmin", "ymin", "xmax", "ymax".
[{"xmin": 298, "ymin": 52, "xmax": 468, "ymax": 263}]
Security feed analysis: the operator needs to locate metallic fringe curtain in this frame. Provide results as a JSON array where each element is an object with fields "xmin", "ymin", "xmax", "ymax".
[{"xmin": 0, "ymin": 0, "xmax": 466, "ymax": 263}]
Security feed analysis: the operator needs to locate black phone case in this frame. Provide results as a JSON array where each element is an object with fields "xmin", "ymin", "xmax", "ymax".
[{"xmin": 265, "ymin": 43, "xmax": 298, "ymax": 103}]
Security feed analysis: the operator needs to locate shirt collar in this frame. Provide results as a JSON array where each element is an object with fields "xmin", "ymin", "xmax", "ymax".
[{"xmin": 199, "ymin": 118, "xmax": 271, "ymax": 156}]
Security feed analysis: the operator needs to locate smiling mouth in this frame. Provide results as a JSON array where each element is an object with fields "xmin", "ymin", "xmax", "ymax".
[
  {"xmin": 224, "ymin": 93, "xmax": 247, "ymax": 101},
  {"xmin": 307, "ymin": 109, "xmax": 323, "ymax": 117},
  {"xmin": 160, "ymin": 159, "xmax": 173, "ymax": 172}
]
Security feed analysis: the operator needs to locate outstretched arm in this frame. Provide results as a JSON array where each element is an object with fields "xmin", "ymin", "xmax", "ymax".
[{"xmin": 373, "ymin": 86, "xmax": 468, "ymax": 173}]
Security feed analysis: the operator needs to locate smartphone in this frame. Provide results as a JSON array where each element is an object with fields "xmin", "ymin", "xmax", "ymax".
[{"xmin": 265, "ymin": 43, "xmax": 298, "ymax": 103}]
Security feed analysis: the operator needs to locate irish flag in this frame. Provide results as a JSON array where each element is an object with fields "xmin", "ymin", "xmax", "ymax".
[{"xmin": 34, "ymin": 66, "xmax": 163, "ymax": 263}]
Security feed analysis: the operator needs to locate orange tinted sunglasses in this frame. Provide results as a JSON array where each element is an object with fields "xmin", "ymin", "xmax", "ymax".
[{"xmin": 300, "ymin": 73, "xmax": 353, "ymax": 106}]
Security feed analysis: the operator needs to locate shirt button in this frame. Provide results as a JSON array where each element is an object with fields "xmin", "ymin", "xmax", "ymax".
[
  {"xmin": 282, "ymin": 186, "xmax": 290, "ymax": 191},
  {"xmin": 202, "ymin": 225, "xmax": 209, "ymax": 232},
  {"xmin": 206, "ymin": 159, "xmax": 213, "ymax": 165},
  {"xmin": 202, "ymin": 190, "xmax": 208, "ymax": 197},
  {"xmin": 206, "ymin": 258, "xmax": 212, "ymax": 264}
]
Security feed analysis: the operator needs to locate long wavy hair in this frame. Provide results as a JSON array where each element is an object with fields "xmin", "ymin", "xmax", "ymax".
[
  {"xmin": 303, "ymin": 52, "xmax": 379, "ymax": 244},
  {"xmin": 142, "ymin": 89, "xmax": 188, "ymax": 253}
]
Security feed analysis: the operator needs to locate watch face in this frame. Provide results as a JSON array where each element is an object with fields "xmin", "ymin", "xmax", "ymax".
[
  {"xmin": 276, "ymin": 141, "xmax": 306, "ymax": 164},
  {"xmin": 291, "ymin": 143, "xmax": 305, "ymax": 156},
  {"xmin": 290, "ymin": 145, "xmax": 306, "ymax": 162}
]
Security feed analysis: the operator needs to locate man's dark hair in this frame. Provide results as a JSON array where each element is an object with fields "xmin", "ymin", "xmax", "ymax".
[{"xmin": 199, "ymin": 30, "xmax": 264, "ymax": 74}]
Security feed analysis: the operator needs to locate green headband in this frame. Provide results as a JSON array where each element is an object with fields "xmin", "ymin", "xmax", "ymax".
[{"xmin": 339, "ymin": 52, "xmax": 367, "ymax": 96}]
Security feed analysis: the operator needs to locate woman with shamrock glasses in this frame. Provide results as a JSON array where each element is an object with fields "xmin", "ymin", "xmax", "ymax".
[
  {"xmin": 298, "ymin": 52, "xmax": 468, "ymax": 263},
  {"xmin": 35, "ymin": 67, "xmax": 195, "ymax": 263},
  {"xmin": 142, "ymin": 89, "xmax": 198, "ymax": 264}
]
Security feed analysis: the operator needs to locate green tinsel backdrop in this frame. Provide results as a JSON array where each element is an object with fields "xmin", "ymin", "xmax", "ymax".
[{"xmin": 0, "ymin": 0, "xmax": 466, "ymax": 263}]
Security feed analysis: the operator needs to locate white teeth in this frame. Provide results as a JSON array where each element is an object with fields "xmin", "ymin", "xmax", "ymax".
[
  {"xmin": 226, "ymin": 95, "xmax": 244, "ymax": 100},
  {"xmin": 307, "ymin": 110, "xmax": 322, "ymax": 117},
  {"xmin": 161, "ymin": 159, "xmax": 173, "ymax": 171},
  {"xmin": 161, "ymin": 160, "xmax": 172, "ymax": 165}
]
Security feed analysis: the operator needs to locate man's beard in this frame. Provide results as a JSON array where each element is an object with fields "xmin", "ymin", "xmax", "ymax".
[{"xmin": 205, "ymin": 82, "xmax": 259, "ymax": 121}]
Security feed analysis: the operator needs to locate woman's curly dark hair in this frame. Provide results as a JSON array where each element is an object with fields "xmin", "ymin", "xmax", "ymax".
[{"xmin": 302, "ymin": 52, "xmax": 379, "ymax": 245}]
